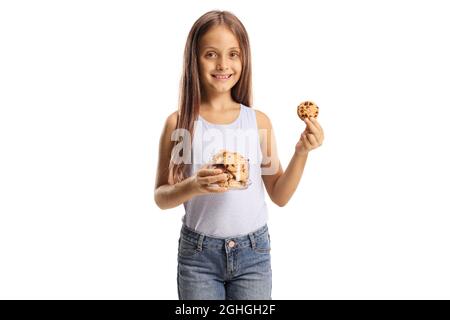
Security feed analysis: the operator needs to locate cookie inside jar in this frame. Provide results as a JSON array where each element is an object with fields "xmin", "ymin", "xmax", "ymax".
[{"xmin": 208, "ymin": 150, "xmax": 250, "ymax": 190}]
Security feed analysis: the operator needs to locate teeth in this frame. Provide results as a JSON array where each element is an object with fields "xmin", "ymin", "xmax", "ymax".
[{"xmin": 213, "ymin": 74, "xmax": 231, "ymax": 79}]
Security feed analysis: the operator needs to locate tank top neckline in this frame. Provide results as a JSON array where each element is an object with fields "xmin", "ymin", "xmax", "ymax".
[{"xmin": 198, "ymin": 104, "xmax": 243, "ymax": 127}]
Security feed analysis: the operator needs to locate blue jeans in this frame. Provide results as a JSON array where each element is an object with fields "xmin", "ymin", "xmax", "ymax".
[{"xmin": 177, "ymin": 224, "xmax": 272, "ymax": 300}]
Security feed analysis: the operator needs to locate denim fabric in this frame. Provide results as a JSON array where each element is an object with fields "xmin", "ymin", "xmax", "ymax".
[{"xmin": 177, "ymin": 224, "xmax": 272, "ymax": 300}]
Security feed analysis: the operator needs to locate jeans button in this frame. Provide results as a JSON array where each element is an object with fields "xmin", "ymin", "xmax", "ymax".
[{"xmin": 228, "ymin": 240, "xmax": 236, "ymax": 248}]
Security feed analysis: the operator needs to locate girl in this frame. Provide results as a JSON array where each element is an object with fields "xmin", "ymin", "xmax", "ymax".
[{"xmin": 154, "ymin": 10, "xmax": 324, "ymax": 300}]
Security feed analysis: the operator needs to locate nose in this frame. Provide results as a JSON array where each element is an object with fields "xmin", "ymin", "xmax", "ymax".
[
  {"xmin": 216, "ymin": 57, "xmax": 229, "ymax": 71},
  {"xmin": 216, "ymin": 64, "xmax": 228, "ymax": 71}
]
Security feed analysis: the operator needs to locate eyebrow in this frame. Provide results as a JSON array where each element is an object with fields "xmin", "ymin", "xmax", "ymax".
[{"xmin": 202, "ymin": 46, "xmax": 240, "ymax": 50}]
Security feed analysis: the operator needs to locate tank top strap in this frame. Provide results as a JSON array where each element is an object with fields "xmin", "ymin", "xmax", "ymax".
[{"xmin": 240, "ymin": 104, "xmax": 252, "ymax": 127}]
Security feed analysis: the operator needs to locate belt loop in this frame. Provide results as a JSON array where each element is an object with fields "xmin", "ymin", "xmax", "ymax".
[
  {"xmin": 249, "ymin": 232, "xmax": 256, "ymax": 249},
  {"xmin": 197, "ymin": 234, "xmax": 205, "ymax": 251}
]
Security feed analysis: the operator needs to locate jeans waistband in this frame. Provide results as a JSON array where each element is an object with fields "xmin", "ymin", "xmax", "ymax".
[{"xmin": 180, "ymin": 224, "xmax": 269, "ymax": 250}]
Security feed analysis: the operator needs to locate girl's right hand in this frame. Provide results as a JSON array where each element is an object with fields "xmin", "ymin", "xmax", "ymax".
[{"xmin": 189, "ymin": 165, "xmax": 229, "ymax": 194}]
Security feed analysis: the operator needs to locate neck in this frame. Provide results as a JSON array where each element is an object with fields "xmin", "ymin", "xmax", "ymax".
[{"xmin": 201, "ymin": 92, "xmax": 237, "ymax": 111}]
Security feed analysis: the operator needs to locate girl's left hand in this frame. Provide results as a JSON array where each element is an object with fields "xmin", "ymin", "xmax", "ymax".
[{"xmin": 295, "ymin": 117, "xmax": 324, "ymax": 156}]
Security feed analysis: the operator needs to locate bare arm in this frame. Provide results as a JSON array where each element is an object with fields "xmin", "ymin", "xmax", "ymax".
[
  {"xmin": 155, "ymin": 176, "xmax": 199, "ymax": 210},
  {"xmin": 154, "ymin": 111, "xmax": 188, "ymax": 209},
  {"xmin": 270, "ymin": 151, "xmax": 308, "ymax": 207}
]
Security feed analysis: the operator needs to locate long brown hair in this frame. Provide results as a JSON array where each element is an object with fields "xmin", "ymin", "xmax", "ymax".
[{"xmin": 169, "ymin": 10, "xmax": 253, "ymax": 184}]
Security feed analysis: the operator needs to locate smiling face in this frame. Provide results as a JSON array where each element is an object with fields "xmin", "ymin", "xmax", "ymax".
[{"xmin": 198, "ymin": 25, "xmax": 242, "ymax": 97}]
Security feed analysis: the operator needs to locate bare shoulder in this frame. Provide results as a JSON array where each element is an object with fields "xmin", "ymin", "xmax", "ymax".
[
  {"xmin": 254, "ymin": 108, "xmax": 272, "ymax": 130},
  {"xmin": 159, "ymin": 110, "xmax": 179, "ymax": 158},
  {"xmin": 155, "ymin": 110, "xmax": 179, "ymax": 189},
  {"xmin": 166, "ymin": 110, "xmax": 179, "ymax": 129},
  {"xmin": 160, "ymin": 110, "xmax": 179, "ymax": 138}
]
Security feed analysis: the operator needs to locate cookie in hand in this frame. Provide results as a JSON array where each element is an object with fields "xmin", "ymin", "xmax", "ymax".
[{"xmin": 297, "ymin": 101, "xmax": 319, "ymax": 120}]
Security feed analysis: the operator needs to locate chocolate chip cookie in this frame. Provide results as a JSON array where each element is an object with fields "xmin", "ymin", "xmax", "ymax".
[{"xmin": 297, "ymin": 101, "xmax": 319, "ymax": 120}]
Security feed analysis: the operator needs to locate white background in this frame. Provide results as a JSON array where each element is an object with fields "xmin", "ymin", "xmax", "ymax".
[{"xmin": 1, "ymin": 0, "xmax": 449, "ymax": 299}]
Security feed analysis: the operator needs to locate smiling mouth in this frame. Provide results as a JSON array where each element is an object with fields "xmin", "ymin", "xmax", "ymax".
[{"xmin": 212, "ymin": 74, "xmax": 232, "ymax": 80}]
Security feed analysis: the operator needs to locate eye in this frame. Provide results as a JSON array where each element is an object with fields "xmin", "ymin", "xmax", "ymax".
[
  {"xmin": 206, "ymin": 52, "xmax": 217, "ymax": 58},
  {"xmin": 230, "ymin": 52, "xmax": 240, "ymax": 58}
]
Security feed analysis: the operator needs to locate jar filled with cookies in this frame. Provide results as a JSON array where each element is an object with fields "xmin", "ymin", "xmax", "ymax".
[{"xmin": 206, "ymin": 150, "xmax": 251, "ymax": 190}]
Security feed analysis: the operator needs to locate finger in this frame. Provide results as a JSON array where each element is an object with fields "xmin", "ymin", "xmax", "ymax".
[
  {"xmin": 198, "ymin": 173, "xmax": 228, "ymax": 185},
  {"xmin": 309, "ymin": 117, "xmax": 322, "ymax": 129},
  {"xmin": 306, "ymin": 118, "xmax": 323, "ymax": 142},
  {"xmin": 204, "ymin": 185, "xmax": 228, "ymax": 193},
  {"xmin": 309, "ymin": 117, "xmax": 324, "ymax": 138},
  {"xmin": 198, "ymin": 168, "xmax": 223, "ymax": 177},
  {"xmin": 311, "ymin": 126, "xmax": 323, "ymax": 145},
  {"xmin": 209, "ymin": 173, "xmax": 229, "ymax": 184},
  {"xmin": 306, "ymin": 133, "xmax": 319, "ymax": 147},
  {"xmin": 200, "ymin": 163, "xmax": 213, "ymax": 171},
  {"xmin": 301, "ymin": 133, "xmax": 312, "ymax": 150},
  {"xmin": 304, "ymin": 118, "xmax": 320, "ymax": 136}
]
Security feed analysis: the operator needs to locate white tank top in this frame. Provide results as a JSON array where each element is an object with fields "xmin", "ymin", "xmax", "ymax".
[{"xmin": 182, "ymin": 104, "xmax": 269, "ymax": 238}]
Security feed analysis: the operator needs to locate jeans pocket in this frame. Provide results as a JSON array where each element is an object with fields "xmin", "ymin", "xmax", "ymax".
[
  {"xmin": 253, "ymin": 233, "xmax": 271, "ymax": 254},
  {"xmin": 178, "ymin": 237, "xmax": 201, "ymax": 258}
]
